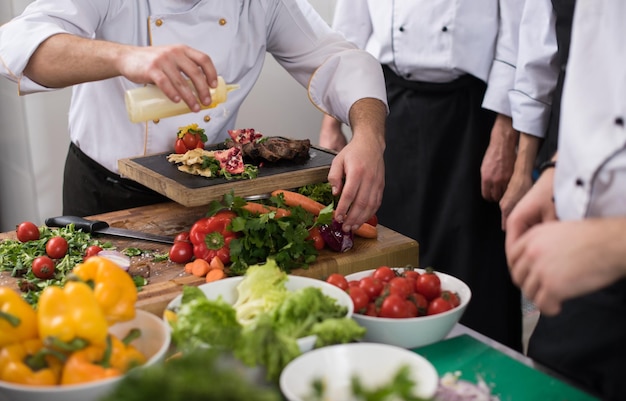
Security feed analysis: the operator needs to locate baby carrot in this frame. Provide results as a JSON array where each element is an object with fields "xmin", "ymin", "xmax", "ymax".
[
  {"xmin": 205, "ymin": 268, "xmax": 226, "ymax": 283},
  {"xmin": 209, "ymin": 256, "xmax": 225, "ymax": 271},
  {"xmin": 190, "ymin": 259, "xmax": 211, "ymax": 277},
  {"xmin": 271, "ymin": 189, "xmax": 325, "ymax": 215}
]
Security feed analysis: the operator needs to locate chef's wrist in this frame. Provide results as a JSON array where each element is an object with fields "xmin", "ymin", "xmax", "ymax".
[{"xmin": 538, "ymin": 160, "xmax": 557, "ymax": 175}]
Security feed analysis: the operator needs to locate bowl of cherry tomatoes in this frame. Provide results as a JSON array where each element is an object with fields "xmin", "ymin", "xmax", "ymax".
[{"xmin": 326, "ymin": 266, "xmax": 471, "ymax": 349}]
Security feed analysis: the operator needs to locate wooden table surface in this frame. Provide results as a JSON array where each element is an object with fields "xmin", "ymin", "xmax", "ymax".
[{"xmin": 0, "ymin": 202, "xmax": 419, "ymax": 316}]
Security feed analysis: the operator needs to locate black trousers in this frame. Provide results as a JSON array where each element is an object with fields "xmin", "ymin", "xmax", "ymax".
[
  {"xmin": 63, "ymin": 142, "xmax": 169, "ymax": 217},
  {"xmin": 377, "ymin": 66, "xmax": 522, "ymax": 351},
  {"xmin": 529, "ymin": 281, "xmax": 626, "ymax": 400}
]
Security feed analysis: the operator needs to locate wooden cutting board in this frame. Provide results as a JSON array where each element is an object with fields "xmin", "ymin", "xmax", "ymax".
[
  {"xmin": 118, "ymin": 143, "xmax": 335, "ymax": 207},
  {"xmin": 0, "ymin": 202, "xmax": 419, "ymax": 316}
]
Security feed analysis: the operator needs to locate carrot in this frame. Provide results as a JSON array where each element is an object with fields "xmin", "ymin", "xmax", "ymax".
[
  {"xmin": 271, "ymin": 189, "xmax": 325, "ymax": 215},
  {"xmin": 209, "ymin": 256, "xmax": 225, "ymax": 270},
  {"xmin": 190, "ymin": 259, "xmax": 211, "ymax": 277},
  {"xmin": 205, "ymin": 268, "xmax": 226, "ymax": 283},
  {"xmin": 353, "ymin": 222, "xmax": 378, "ymax": 239},
  {"xmin": 184, "ymin": 261, "xmax": 194, "ymax": 274},
  {"xmin": 242, "ymin": 202, "xmax": 291, "ymax": 218}
]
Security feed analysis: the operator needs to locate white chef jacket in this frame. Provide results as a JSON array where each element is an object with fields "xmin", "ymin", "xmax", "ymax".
[
  {"xmin": 509, "ymin": 0, "xmax": 560, "ymax": 138},
  {"xmin": 554, "ymin": 0, "xmax": 626, "ymax": 220},
  {"xmin": 0, "ymin": 0, "xmax": 387, "ymax": 174},
  {"xmin": 330, "ymin": 0, "xmax": 524, "ymax": 117}
]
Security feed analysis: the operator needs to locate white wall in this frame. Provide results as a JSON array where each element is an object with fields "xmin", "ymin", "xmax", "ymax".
[{"xmin": 0, "ymin": 0, "xmax": 337, "ymax": 232}]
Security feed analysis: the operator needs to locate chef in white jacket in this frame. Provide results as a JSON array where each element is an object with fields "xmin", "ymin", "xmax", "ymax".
[
  {"xmin": 0, "ymin": 0, "xmax": 387, "ymax": 232},
  {"xmin": 319, "ymin": 0, "xmax": 525, "ymax": 351},
  {"xmin": 506, "ymin": 1, "xmax": 626, "ymax": 399}
]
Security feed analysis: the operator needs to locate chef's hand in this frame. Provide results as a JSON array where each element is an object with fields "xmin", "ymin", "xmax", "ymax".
[
  {"xmin": 118, "ymin": 44, "xmax": 218, "ymax": 112},
  {"xmin": 505, "ymin": 167, "xmax": 557, "ymax": 251},
  {"xmin": 328, "ymin": 98, "xmax": 386, "ymax": 232},
  {"xmin": 23, "ymin": 34, "xmax": 217, "ymax": 113},
  {"xmin": 499, "ymin": 133, "xmax": 540, "ymax": 230},
  {"xmin": 480, "ymin": 114, "xmax": 518, "ymax": 202},
  {"xmin": 507, "ymin": 218, "xmax": 626, "ymax": 315},
  {"xmin": 320, "ymin": 114, "xmax": 348, "ymax": 152}
]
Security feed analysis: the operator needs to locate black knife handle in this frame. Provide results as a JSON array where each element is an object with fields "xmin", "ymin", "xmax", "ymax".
[{"xmin": 45, "ymin": 216, "xmax": 110, "ymax": 233}]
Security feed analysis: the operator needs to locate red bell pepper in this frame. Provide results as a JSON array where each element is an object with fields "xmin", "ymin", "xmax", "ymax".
[{"xmin": 189, "ymin": 211, "xmax": 238, "ymax": 264}]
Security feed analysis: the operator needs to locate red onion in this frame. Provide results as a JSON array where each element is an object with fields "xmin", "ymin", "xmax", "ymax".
[{"xmin": 319, "ymin": 219, "xmax": 353, "ymax": 252}]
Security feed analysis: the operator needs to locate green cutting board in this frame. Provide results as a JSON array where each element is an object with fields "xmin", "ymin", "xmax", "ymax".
[{"xmin": 413, "ymin": 335, "xmax": 600, "ymax": 401}]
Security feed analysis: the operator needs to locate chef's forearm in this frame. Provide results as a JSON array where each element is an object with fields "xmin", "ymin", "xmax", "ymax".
[
  {"xmin": 24, "ymin": 33, "xmax": 124, "ymax": 88},
  {"xmin": 347, "ymin": 98, "xmax": 386, "ymax": 148}
]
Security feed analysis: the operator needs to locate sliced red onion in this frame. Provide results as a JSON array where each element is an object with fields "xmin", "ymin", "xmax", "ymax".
[
  {"xmin": 319, "ymin": 219, "xmax": 354, "ymax": 252},
  {"xmin": 97, "ymin": 250, "xmax": 131, "ymax": 271}
]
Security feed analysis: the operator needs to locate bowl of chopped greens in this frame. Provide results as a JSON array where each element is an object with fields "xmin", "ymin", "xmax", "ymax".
[
  {"xmin": 279, "ymin": 342, "xmax": 439, "ymax": 401},
  {"xmin": 164, "ymin": 258, "xmax": 365, "ymax": 382}
]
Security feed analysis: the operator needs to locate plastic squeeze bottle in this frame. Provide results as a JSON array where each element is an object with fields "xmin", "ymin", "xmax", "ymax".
[{"xmin": 124, "ymin": 76, "xmax": 239, "ymax": 123}]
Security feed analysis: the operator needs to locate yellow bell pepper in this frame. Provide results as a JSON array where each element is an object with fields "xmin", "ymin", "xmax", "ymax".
[
  {"xmin": 71, "ymin": 256, "xmax": 137, "ymax": 324},
  {"xmin": 60, "ymin": 336, "xmax": 122, "ymax": 385},
  {"xmin": 109, "ymin": 330, "xmax": 147, "ymax": 372},
  {"xmin": 0, "ymin": 338, "xmax": 63, "ymax": 386},
  {"xmin": 0, "ymin": 286, "xmax": 38, "ymax": 348},
  {"xmin": 37, "ymin": 281, "xmax": 109, "ymax": 348}
]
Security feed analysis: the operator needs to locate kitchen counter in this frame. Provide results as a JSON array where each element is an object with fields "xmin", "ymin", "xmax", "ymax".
[{"xmin": 0, "ymin": 201, "xmax": 419, "ymax": 315}]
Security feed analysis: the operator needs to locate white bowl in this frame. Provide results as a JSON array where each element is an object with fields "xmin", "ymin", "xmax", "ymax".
[
  {"xmin": 0, "ymin": 309, "xmax": 171, "ymax": 401},
  {"xmin": 280, "ymin": 342, "xmax": 439, "ymax": 401},
  {"xmin": 345, "ymin": 268, "xmax": 471, "ymax": 349},
  {"xmin": 165, "ymin": 275, "xmax": 354, "ymax": 353}
]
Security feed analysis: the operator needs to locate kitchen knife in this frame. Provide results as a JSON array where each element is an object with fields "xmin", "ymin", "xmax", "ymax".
[{"xmin": 45, "ymin": 215, "xmax": 175, "ymax": 244}]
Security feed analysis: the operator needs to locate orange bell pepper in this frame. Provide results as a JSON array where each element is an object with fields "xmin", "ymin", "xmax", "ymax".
[{"xmin": 0, "ymin": 338, "xmax": 64, "ymax": 386}]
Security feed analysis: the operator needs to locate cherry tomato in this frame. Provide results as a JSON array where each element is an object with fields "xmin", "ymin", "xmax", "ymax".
[
  {"xmin": 84, "ymin": 245, "xmax": 103, "ymax": 261},
  {"xmin": 386, "ymin": 276, "xmax": 413, "ymax": 299},
  {"xmin": 365, "ymin": 302, "xmax": 378, "ymax": 317},
  {"xmin": 169, "ymin": 241, "xmax": 194, "ymax": 264},
  {"xmin": 402, "ymin": 269, "xmax": 420, "ymax": 281},
  {"xmin": 366, "ymin": 214, "xmax": 378, "ymax": 227},
  {"xmin": 45, "ymin": 236, "xmax": 68, "ymax": 259},
  {"xmin": 405, "ymin": 299, "xmax": 419, "ymax": 317},
  {"xmin": 372, "ymin": 266, "xmax": 396, "ymax": 283},
  {"xmin": 347, "ymin": 286, "xmax": 369, "ymax": 313},
  {"xmin": 427, "ymin": 297, "xmax": 454, "ymax": 316},
  {"xmin": 442, "ymin": 290, "xmax": 461, "ymax": 308},
  {"xmin": 379, "ymin": 294, "xmax": 411, "ymax": 318},
  {"xmin": 307, "ymin": 227, "xmax": 325, "ymax": 251},
  {"xmin": 358, "ymin": 276, "xmax": 384, "ymax": 301},
  {"xmin": 32, "ymin": 256, "xmax": 55, "ymax": 279},
  {"xmin": 174, "ymin": 232, "xmax": 191, "ymax": 243},
  {"xmin": 175, "ymin": 138, "xmax": 188, "ymax": 154},
  {"xmin": 326, "ymin": 273, "xmax": 349, "ymax": 291},
  {"xmin": 195, "ymin": 141, "xmax": 205, "ymax": 149},
  {"xmin": 415, "ymin": 270, "xmax": 442, "ymax": 301},
  {"xmin": 347, "ymin": 280, "xmax": 360, "ymax": 288},
  {"xmin": 408, "ymin": 292, "xmax": 428, "ymax": 316},
  {"xmin": 16, "ymin": 221, "xmax": 39, "ymax": 243},
  {"xmin": 182, "ymin": 132, "xmax": 198, "ymax": 149}
]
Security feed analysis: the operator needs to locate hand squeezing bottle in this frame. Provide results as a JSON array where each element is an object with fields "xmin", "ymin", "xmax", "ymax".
[{"xmin": 124, "ymin": 76, "xmax": 239, "ymax": 123}]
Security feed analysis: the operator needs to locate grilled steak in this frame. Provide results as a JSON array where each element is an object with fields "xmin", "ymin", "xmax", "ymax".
[{"xmin": 240, "ymin": 137, "xmax": 311, "ymax": 164}]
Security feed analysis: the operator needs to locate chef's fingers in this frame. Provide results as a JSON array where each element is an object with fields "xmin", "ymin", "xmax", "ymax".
[
  {"xmin": 534, "ymin": 291, "xmax": 561, "ymax": 316},
  {"xmin": 182, "ymin": 48, "xmax": 218, "ymax": 106}
]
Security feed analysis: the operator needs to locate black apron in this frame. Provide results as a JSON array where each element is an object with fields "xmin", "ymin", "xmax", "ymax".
[
  {"xmin": 377, "ymin": 65, "xmax": 523, "ymax": 351},
  {"xmin": 63, "ymin": 142, "xmax": 169, "ymax": 217}
]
